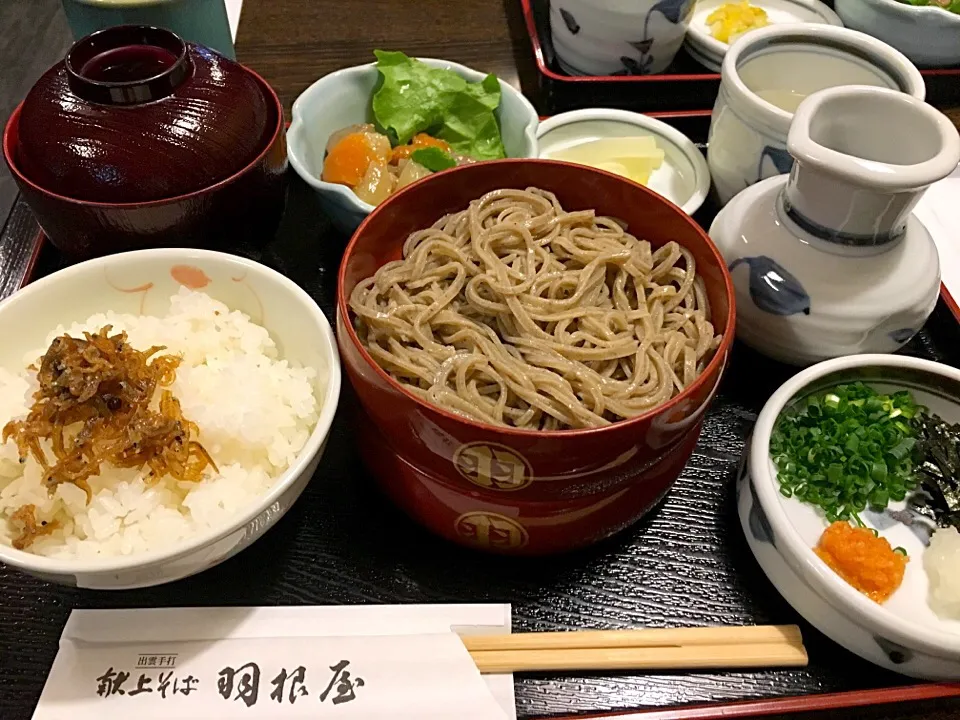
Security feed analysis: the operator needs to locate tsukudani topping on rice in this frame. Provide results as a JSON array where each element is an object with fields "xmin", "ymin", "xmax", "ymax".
[{"xmin": 0, "ymin": 289, "xmax": 322, "ymax": 559}]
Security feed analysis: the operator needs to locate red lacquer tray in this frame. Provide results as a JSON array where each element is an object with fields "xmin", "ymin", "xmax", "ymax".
[{"xmin": 521, "ymin": 0, "xmax": 960, "ymax": 113}]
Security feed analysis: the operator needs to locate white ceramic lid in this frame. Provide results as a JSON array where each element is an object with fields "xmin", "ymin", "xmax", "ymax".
[
  {"xmin": 536, "ymin": 109, "xmax": 711, "ymax": 216},
  {"xmin": 684, "ymin": 0, "xmax": 843, "ymax": 73}
]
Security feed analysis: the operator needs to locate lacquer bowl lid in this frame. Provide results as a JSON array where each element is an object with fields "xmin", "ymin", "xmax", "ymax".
[{"xmin": 15, "ymin": 25, "xmax": 274, "ymax": 204}]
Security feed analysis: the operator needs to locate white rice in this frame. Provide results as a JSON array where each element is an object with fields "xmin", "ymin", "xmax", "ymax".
[
  {"xmin": 926, "ymin": 526, "xmax": 960, "ymax": 620},
  {"xmin": 0, "ymin": 289, "xmax": 321, "ymax": 559}
]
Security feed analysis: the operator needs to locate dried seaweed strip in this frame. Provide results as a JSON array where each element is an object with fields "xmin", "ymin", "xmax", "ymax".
[{"xmin": 912, "ymin": 413, "xmax": 960, "ymax": 530}]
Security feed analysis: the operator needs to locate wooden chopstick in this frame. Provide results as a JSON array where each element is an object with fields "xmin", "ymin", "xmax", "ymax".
[
  {"xmin": 460, "ymin": 625, "xmax": 808, "ymax": 674},
  {"xmin": 469, "ymin": 642, "xmax": 809, "ymax": 674},
  {"xmin": 461, "ymin": 625, "xmax": 802, "ymax": 652}
]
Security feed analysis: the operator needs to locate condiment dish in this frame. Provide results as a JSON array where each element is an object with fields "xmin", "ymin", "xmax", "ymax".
[
  {"xmin": 684, "ymin": 0, "xmax": 842, "ymax": 73},
  {"xmin": 537, "ymin": 108, "xmax": 710, "ymax": 215},
  {"xmin": 288, "ymin": 58, "xmax": 539, "ymax": 234},
  {"xmin": 834, "ymin": 0, "xmax": 960, "ymax": 68},
  {"xmin": 740, "ymin": 354, "xmax": 960, "ymax": 679},
  {"xmin": 0, "ymin": 249, "xmax": 340, "ymax": 590}
]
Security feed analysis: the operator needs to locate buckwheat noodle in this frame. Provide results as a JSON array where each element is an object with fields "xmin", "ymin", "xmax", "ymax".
[{"xmin": 349, "ymin": 187, "xmax": 721, "ymax": 430}]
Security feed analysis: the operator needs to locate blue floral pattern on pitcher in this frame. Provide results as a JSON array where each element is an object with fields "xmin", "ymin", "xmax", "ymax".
[
  {"xmin": 559, "ymin": 8, "xmax": 580, "ymax": 34},
  {"xmin": 757, "ymin": 145, "xmax": 794, "ymax": 182},
  {"xmin": 729, "ymin": 256, "xmax": 811, "ymax": 316},
  {"xmin": 888, "ymin": 328, "xmax": 916, "ymax": 344}
]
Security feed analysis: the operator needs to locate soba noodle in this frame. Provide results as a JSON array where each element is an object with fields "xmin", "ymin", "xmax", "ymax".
[{"xmin": 349, "ymin": 187, "xmax": 721, "ymax": 430}]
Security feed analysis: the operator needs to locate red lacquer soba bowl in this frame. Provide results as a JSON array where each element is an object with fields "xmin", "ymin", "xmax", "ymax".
[{"xmin": 337, "ymin": 160, "xmax": 736, "ymax": 555}]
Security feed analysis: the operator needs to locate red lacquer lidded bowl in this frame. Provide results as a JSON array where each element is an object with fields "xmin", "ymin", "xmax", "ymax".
[
  {"xmin": 337, "ymin": 159, "xmax": 737, "ymax": 556},
  {"xmin": 3, "ymin": 25, "xmax": 287, "ymax": 257}
]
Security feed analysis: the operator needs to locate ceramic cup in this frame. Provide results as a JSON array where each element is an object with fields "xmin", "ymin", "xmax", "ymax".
[
  {"xmin": 549, "ymin": 0, "xmax": 695, "ymax": 76},
  {"xmin": 706, "ymin": 25, "xmax": 926, "ymax": 206},
  {"xmin": 61, "ymin": 0, "xmax": 235, "ymax": 58}
]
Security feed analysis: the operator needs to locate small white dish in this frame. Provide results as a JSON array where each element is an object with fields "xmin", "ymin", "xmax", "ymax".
[
  {"xmin": 537, "ymin": 108, "xmax": 710, "ymax": 215},
  {"xmin": 684, "ymin": 0, "xmax": 842, "ymax": 73},
  {"xmin": 740, "ymin": 354, "xmax": 960, "ymax": 679},
  {"xmin": 288, "ymin": 58, "xmax": 539, "ymax": 234},
  {"xmin": 0, "ymin": 248, "xmax": 341, "ymax": 589},
  {"xmin": 835, "ymin": 0, "xmax": 960, "ymax": 68}
]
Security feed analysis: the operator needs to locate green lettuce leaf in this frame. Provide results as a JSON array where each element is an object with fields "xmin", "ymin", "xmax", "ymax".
[
  {"xmin": 410, "ymin": 147, "xmax": 457, "ymax": 172},
  {"xmin": 372, "ymin": 50, "xmax": 506, "ymax": 161}
]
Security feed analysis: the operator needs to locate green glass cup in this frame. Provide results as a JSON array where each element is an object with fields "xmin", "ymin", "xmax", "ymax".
[{"xmin": 61, "ymin": 0, "xmax": 235, "ymax": 59}]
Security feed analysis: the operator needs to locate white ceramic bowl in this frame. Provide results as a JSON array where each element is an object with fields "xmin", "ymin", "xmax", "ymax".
[
  {"xmin": 835, "ymin": 0, "xmax": 960, "ymax": 68},
  {"xmin": 549, "ymin": 0, "xmax": 696, "ymax": 75},
  {"xmin": 740, "ymin": 354, "xmax": 960, "ymax": 679},
  {"xmin": 0, "ymin": 249, "xmax": 341, "ymax": 590},
  {"xmin": 684, "ymin": 0, "xmax": 842, "ymax": 73},
  {"xmin": 288, "ymin": 58, "xmax": 539, "ymax": 234},
  {"xmin": 707, "ymin": 25, "xmax": 925, "ymax": 205},
  {"xmin": 537, "ymin": 108, "xmax": 711, "ymax": 215}
]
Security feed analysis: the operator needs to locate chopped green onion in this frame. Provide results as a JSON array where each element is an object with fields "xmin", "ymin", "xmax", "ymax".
[
  {"xmin": 771, "ymin": 382, "xmax": 920, "ymax": 522},
  {"xmin": 894, "ymin": 546, "xmax": 908, "ymax": 556}
]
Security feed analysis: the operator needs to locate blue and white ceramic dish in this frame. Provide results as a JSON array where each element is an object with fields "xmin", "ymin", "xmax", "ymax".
[
  {"xmin": 684, "ymin": 0, "xmax": 842, "ymax": 73},
  {"xmin": 740, "ymin": 354, "xmax": 960, "ymax": 680},
  {"xmin": 536, "ymin": 108, "xmax": 711, "ymax": 215},
  {"xmin": 548, "ymin": 0, "xmax": 695, "ymax": 76},
  {"xmin": 834, "ymin": 0, "xmax": 960, "ymax": 69},
  {"xmin": 287, "ymin": 58, "xmax": 539, "ymax": 234},
  {"xmin": 706, "ymin": 25, "xmax": 925, "ymax": 206},
  {"xmin": 709, "ymin": 86, "xmax": 958, "ymax": 365}
]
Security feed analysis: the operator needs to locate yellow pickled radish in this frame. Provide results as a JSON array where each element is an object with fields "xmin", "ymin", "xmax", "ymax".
[{"xmin": 706, "ymin": 1, "xmax": 769, "ymax": 44}]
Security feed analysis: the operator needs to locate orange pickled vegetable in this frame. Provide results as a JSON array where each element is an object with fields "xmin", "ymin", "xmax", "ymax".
[
  {"xmin": 390, "ymin": 133, "xmax": 451, "ymax": 164},
  {"xmin": 322, "ymin": 133, "xmax": 378, "ymax": 187},
  {"xmin": 814, "ymin": 521, "xmax": 907, "ymax": 603}
]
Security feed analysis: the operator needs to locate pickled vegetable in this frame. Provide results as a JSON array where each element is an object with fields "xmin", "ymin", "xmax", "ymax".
[
  {"xmin": 396, "ymin": 160, "xmax": 432, "ymax": 189},
  {"xmin": 353, "ymin": 161, "xmax": 397, "ymax": 205},
  {"xmin": 707, "ymin": 1, "xmax": 769, "ymax": 43},
  {"xmin": 391, "ymin": 133, "xmax": 452, "ymax": 163},
  {"xmin": 322, "ymin": 132, "xmax": 389, "ymax": 187}
]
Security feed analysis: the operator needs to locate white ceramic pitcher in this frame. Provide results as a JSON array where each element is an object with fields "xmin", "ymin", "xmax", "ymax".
[
  {"xmin": 710, "ymin": 85, "xmax": 960, "ymax": 365},
  {"xmin": 706, "ymin": 25, "xmax": 925, "ymax": 207}
]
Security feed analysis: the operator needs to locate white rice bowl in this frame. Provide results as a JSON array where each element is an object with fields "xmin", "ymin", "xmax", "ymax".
[{"xmin": 0, "ymin": 288, "xmax": 321, "ymax": 560}]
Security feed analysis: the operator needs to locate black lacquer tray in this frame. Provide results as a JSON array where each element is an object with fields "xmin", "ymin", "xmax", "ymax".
[{"xmin": 1, "ymin": 115, "xmax": 960, "ymax": 719}]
